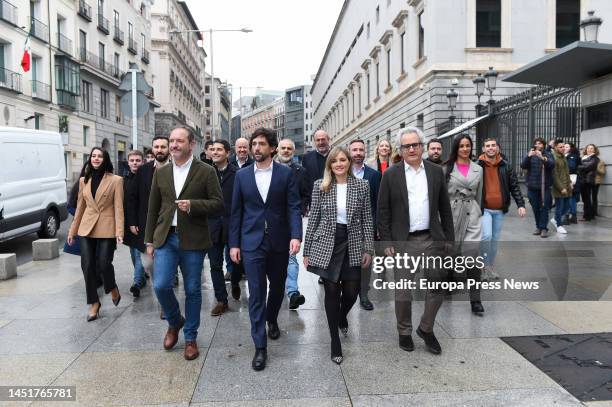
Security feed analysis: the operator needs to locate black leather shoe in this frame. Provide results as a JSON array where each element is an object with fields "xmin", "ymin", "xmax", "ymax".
[
  {"xmin": 129, "ymin": 284, "xmax": 140, "ymax": 298},
  {"xmin": 471, "ymin": 301, "xmax": 485, "ymax": 315},
  {"xmin": 252, "ymin": 348, "xmax": 267, "ymax": 371},
  {"xmin": 360, "ymin": 299, "xmax": 374, "ymax": 311},
  {"xmin": 289, "ymin": 292, "xmax": 305, "ymax": 310},
  {"xmin": 416, "ymin": 327, "xmax": 441, "ymax": 355},
  {"xmin": 267, "ymin": 322, "xmax": 280, "ymax": 340},
  {"xmin": 399, "ymin": 335, "xmax": 414, "ymax": 352},
  {"xmin": 231, "ymin": 284, "xmax": 241, "ymax": 300}
]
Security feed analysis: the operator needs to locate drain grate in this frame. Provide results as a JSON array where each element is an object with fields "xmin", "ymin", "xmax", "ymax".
[{"xmin": 502, "ymin": 333, "xmax": 612, "ymax": 402}]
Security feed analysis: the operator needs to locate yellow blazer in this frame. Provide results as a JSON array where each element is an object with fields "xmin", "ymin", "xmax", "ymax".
[{"xmin": 69, "ymin": 173, "xmax": 124, "ymax": 239}]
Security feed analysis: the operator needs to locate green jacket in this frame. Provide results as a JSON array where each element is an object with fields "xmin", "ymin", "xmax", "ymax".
[
  {"xmin": 144, "ymin": 157, "xmax": 223, "ymax": 250},
  {"xmin": 552, "ymin": 150, "xmax": 571, "ymax": 198}
]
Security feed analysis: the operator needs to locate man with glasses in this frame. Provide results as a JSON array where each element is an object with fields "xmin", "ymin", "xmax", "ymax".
[{"xmin": 378, "ymin": 127, "xmax": 454, "ymax": 355}]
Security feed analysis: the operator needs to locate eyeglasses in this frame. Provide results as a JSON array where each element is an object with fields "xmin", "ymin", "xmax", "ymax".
[{"xmin": 400, "ymin": 142, "xmax": 423, "ymax": 150}]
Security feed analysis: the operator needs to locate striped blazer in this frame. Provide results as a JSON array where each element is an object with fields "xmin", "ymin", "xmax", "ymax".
[{"xmin": 303, "ymin": 177, "xmax": 374, "ymax": 269}]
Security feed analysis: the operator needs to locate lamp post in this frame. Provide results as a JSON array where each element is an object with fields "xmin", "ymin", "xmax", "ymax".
[
  {"xmin": 473, "ymin": 73, "xmax": 485, "ymax": 115},
  {"xmin": 168, "ymin": 27, "xmax": 253, "ymax": 140},
  {"xmin": 581, "ymin": 10, "xmax": 603, "ymax": 43},
  {"xmin": 446, "ymin": 87, "xmax": 458, "ymax": 128},
  {"xmin": 483, "ymin": 66, "xmax": 498, "ymax": 114}
]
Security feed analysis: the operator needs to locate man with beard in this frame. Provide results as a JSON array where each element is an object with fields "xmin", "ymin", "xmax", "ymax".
[
  {"xmin": 126, "ymin": 136, "xmax": 171, "ymax": 297},
  {"xmin": 276, "ymin": 138, "xmax": 309, "ymax": 309},
  {"xmin": 348, "ymin": 139, "xmax": 381, "ymax": 311},
  {"xmin": 231, "ymin": 137, "xmax": 254, "ymax": 169},
  {"xmin": 229, "ymin": 128, "xmax": 302, "ymax": 371},
  {"xmin": 426, "ymin": 138, "xmax": 443, "ymax": 165}
]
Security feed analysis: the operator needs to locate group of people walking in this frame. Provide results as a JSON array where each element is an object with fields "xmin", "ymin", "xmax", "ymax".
[{"xmin": 65, "ymin": 123, "xmax": 605, "ymax": 370}]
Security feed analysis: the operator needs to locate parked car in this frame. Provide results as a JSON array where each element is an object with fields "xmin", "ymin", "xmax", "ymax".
[{"xmin": 0, "ymin": 127, "xmax": 69, "ymax": 242}]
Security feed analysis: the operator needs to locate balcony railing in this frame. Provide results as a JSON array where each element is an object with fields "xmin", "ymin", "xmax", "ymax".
[
  {"xmin": 57, "ymin": 32, "xmax": 72, "ymax": 55},
  {"xmin": 141, "ymin": 49, "xmax": 149, "ymax": 64},
  {"xmin": 78, "ymin": 0, "xmax": 92, "ymax": 21},
  {"xmin": 56, "ymin": 90, "xmax": 78, "ymax": 110},
  {"xmin": 31, "ymin": 80, "xmax": 51, "ymax": 101},
  {"xmin": 79, "ymin": 48, "xmax": 124, "ymax": 79},
  {"xmin": 113, "ymin": 26, "xmax": 124, "ymax": 45},
  {"xmin": 0, "ymin": 0, "xmax": 18, "ymax": 26},
  {"xmin": 30, "ymin": 16, "xmax": 49, "ymax": 42},
  {"xmin": 97, "ymin": 13, "xmax": 109, "ymax": 34},
  {"xmin": 127, "ymin": 38, "xmax": 138, "ymax": 55},
  {"xmin": 0, "ymin": 67, "xmax": 22, "ymax": 93}
]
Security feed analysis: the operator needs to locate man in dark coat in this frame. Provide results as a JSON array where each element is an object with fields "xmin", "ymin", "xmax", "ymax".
[
  {"xmin": 301, "ymin": 129, "xmax": 331, "ymax": 209},
  {"xmin": 124, "ymin": 150, "xmax": 145, "ymax": 296}
]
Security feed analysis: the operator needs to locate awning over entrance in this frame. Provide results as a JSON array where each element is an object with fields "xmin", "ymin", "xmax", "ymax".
[
  {"xmin": 438, "ymin": 114, "xmax": 489, "ymax": 140},
  {"xmin": 502, "ymin": 41, "xmax": 612, "ymax": 88}
]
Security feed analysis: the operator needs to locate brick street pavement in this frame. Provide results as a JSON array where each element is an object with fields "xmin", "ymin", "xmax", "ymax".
[{"xmin": 1, "ymin": 214, "xmax": 611, "ymax": 406}]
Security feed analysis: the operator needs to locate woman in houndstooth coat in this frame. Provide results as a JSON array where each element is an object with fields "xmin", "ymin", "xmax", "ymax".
[{"xmin": 303, "ymin": 146, "xmax": 374, "ymax": 365}]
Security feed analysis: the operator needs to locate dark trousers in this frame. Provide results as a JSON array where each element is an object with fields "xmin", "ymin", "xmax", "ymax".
[
  {"xmin": 81, "ymin": 237, "xmax": 117, "ymax": 305},
  {"xmin": 581, "ymin": 184, "xmax": 595, "ymax": 220},
  {"xmin": 208, "ymin": 241, "xmax": 228, "ymax": 303},
  {"xmin": 593, "ymin": 184, "xmax": 600, "ymax": 216},
  {"xmin": 527, "ymin": 188, "xmax": 552, "ymax": 230},
  {"xmin": 242, "ymin": 236, "xmax": 289, "ymax": 349}
]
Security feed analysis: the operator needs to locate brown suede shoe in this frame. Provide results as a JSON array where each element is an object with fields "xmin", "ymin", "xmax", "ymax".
[
  {"xmin": 184, "ymin": 341, "xmax": 199, "ymax": 360},
  {"xmin": 210, "ymin": 301, "xmax": 229, "ymax": 316},
  {"xmin": 163, "ymin": 316, "xmax": 185, "ymax": 350}
]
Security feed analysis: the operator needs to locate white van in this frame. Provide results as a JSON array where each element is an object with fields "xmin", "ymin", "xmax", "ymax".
[{"xmin": 0, "ymin": 127, "xmax": 69, "ymax": 242}]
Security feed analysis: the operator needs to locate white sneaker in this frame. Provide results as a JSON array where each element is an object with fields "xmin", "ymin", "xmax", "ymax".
[
  {"xmin": 557, "ymin": 225, "xmax": 568, "ymax": 234},
  {"xmin": 550, "ymin": 219, "xmax": 557, "ymax": 228}
]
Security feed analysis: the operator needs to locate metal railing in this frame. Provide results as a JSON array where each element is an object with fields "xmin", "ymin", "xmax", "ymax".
[
  {"xmin": 78, "ymin": 0, "xmax": 92, "ymax": 21},
  {"xmin": 0, "ymin": 67, "xmax": 22, "ymax": 93},
  {"xmin": 97, "ymin": 13, "xmax": 109, "ymax": 34},
  {"xmin": 31, "ymin": 80, "xmax": 51, "ymax": 101},
  {"xmin": 57, "ymin": 32, "xmax": 72, "ymax": 55},
  {"xmin": 56, "ymin": 90, "xmax": 78, "ymax": 110},
  {"xmin": 30, "ymin": 16, "xmax": 49, "ymax": 42},
  {"xmin": 79, "ymin": 48, "xmax": 124, "ymax": 79},
  {"xmin": 127, "ymin": 37, "xmax": 138, "ymax": 54},
  {"xmin": 141, "ymin": 49, "xmax": 149, "ymax": 63},
  {"xmin": 0, "ymin": 0, "xmax": 18, "ymax": 25},
  {"xmin": 113, "ymin": 26, "xmax": 124, "ymax": 44}
]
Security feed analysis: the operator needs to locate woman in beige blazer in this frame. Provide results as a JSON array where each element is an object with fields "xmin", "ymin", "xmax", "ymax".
[{"xmin": 67, "ymin": 147, "xmax": 124, "ymax": 321}]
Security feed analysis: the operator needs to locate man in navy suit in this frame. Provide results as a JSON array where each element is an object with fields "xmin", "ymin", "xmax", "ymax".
[
  {"xmin": 229, "ymin": 127, "xmax": 302, "ymax": 371},
  {"xmin": 349, "ymin": 139, "xmax": 382, "ymax": 311}
]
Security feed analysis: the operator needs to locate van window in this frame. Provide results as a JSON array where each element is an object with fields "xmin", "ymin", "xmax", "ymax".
[{"xmin": 1, "ymin": 142, "xmax": 62, "ymax": 183}]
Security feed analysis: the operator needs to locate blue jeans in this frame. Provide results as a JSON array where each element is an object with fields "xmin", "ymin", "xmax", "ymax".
[
  {"xmin": 130, "ymin": 246, "xmax": 146, "ymax": 288},
  {"xmin": 208, "ymin": 242, "xmax": 228, "ymax": 303},
  {"xmin": 480, "ymin": 209, "xmax": 504, "ymax": 267},
  {"xmin": 568, "ymin": 194, "xmax": 577, "ymax": 215},
  {"xmin": 153, "ymin": 232, "xmax": 204, "ymax": 342},
  {"xmin": 555, "ymin": 197, "xmax": 570, "ymax": 225},
  {"xmin": 528, "ymin": 188, "xmax": 552, "ymax": 231},
  {"xmin": 285, "ymin": 254, "xmax": 299, "ymax": 297}
]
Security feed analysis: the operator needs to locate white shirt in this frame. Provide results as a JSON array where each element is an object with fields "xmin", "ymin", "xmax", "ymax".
[
  {"xmin": 172, "ymin": 156, "xmax": 193, "ymax": 226},
  {"xmin": 336, "ymin": 183, "xmax": 348, "ymax": 224},
  {"xmin": 254, "ymin": 160, "xmax": 274, "ymax": 203},
  {"xmin": 404, "ymin": 160, "xmax": 430, "ymax": 232},
  {"xmin": 237, "ymin": 157, "xmax": 249, "ymax": 168},
  {"xmin": 352, "ymin": 164, "xmax": 365, "ymax": 179}
]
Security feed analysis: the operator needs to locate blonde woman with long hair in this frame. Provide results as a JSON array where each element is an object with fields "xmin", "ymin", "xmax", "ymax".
[
  {"xmin": 303, "ymin": 146, "xmax": 374, "ymax": 365},
  {"xmin": 366, "ymin": 138, "xmax": 395, "ymax": 174}
]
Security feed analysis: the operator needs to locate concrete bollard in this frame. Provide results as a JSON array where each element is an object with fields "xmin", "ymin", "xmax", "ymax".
[
  {"xmin": 32, "ymin": 239, "xmax": 60, "ymax": 260},
  {"xmin": 0, "ymin": 254, "xmax": 17, "ymax": 280}
]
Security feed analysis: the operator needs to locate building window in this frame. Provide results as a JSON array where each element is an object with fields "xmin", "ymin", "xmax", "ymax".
[
  {"xmin": 98, "ymin": 42, "xmax": 105, "ymax": 66},
  {"xmin": 376, "ymin": 5, "xmax": 380, "ymax": 24},
  {"xmin": 79, "ymin": 30, "xmax": 87, "ymax": 53},
  {"xmin": 205, "ymin": 85, "xmax": 210, "ymax": 93},
  {"xmin": 81, "ymin": 80, "xmax": 92, "ymax": 112},
  {"xmin": 400, "ymin": 122, "xmax": 405, "ymax": 128},
  {"xmin": 141, "ymin": 32, "xmax": 145, "ymax": 51},
  {"xmin": 556, "ymin": 0, "xmax": 580, "ymax": 48},
  {"xmin": 205, "ymin": 98, "xmax": 210, "ymax": 108},
  {"xmin": 100, "ymin": 88, "xmax": 109, "ymax": 118},
  {"xmin": 113, "ymin": 10, "xmax": 119, "ymax": 28},
  {"xmin": 416, "ymin": 113, "xmax": 424, "ymax": 130},
  {"xmin": 476, "ymin": 0, "xmax": 501, "ymax": 47},
  {"xmin": 83, "ymin": 125, "xmax": 89, "ymax": 146},
  {"xmin": 400, "ymin": 32, "xmax": 405, "ymax": 74},
  {"xmin": 366, "ymin": 72, "xmax": 371, "ymax": 104},
  {"xmin": 351, "ymin": 91, "xmax": 355, "ymax": 120},
  {"xmin": 128, "ymin": 22, "xmax": 133, "ymax": 42},
  {"xmin": 115, "ymin": 95, "xmax": 122, "ymax": 123},
  {"xmin": 367, "ymin": 22, "xmax": 370, "ymax": 38},
  {"xmin": 357, "ymin": 81, "xmax": 362, "ymax": 114},
  {"xmin": 375, "ymin": 62, "xmax": 380, "ymax": 97},
  {"xmin": 418, "ymin": 11, "xmax": 425, "ymax": 59},
  {"xmin": 386, "ymin": 49, "xmax": 391, "ymax": 87},
  {"xmin": 114, "ymin": 52, "xmax": 119, "ymax": 71}
]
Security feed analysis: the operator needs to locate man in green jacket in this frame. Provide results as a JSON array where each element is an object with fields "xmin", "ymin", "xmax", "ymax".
[
  {"xmin": 551, "ymin": 139, "xmax": 572, "ymax": 234},
  {"xmin": 145, "ymin": 126, "xmax": 223, "ymax": 361}
]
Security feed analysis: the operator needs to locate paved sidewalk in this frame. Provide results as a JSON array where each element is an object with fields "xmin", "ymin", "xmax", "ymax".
[{"xmin": 0, "ymin": 214, "xmax": 611, "ymax": 406}]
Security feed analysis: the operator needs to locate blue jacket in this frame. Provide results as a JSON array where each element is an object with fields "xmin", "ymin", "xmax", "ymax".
[
  {"xmin": 229, "ymin": 161, "xmax": 303, "ymax": 252},
  {"xmin": 520, "ymin": 150, "xmax": 555, "ymax": 191}
]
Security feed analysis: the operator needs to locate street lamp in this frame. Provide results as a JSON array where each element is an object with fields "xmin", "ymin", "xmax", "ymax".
[
  {"xmin": 483, "ymin": 66, "xmax": 498, "ymax": 104},
  {"xmin": 473, "ymin": 73, "xmax": 485, "ymax": 106},
  {"xmin": 581, "ymin": 10, "xmax": 603, "ymax": 43},
  {"xmin": 446, "ymin": 87, "xmax": 458, "ymax": 127},
  {"xmin": 168, "ymin": 27, "xmax": 253, "ymax": 140}
]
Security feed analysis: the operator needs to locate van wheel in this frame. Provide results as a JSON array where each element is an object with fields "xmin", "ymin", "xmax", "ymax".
[{"xmin": 38, "ymin": 210, "xmax": 59, "ymax": 238}]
